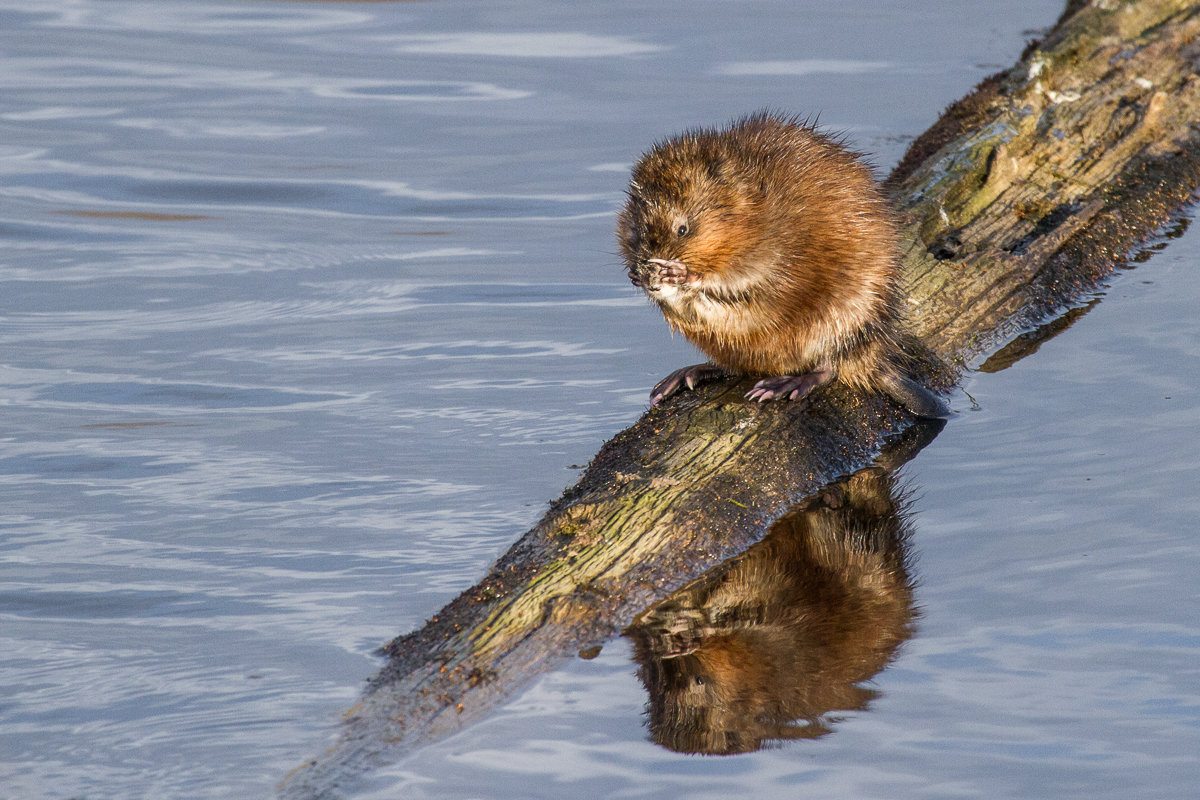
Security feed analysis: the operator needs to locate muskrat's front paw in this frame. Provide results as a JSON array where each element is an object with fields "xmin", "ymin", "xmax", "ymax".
[
  {"xmin": 646, "ymin": 258, "xmax": 690, "ymax": 286},
  {"xmin": 650, "ymin": 363, "xmax": 726, "ymax": 405},
  {"xmin": 746, "ymin": 373, "xmax": 826, "ymax": 402}
]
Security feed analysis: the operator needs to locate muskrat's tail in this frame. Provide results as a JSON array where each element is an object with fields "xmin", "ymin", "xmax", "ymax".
[
  {"xmin": 880, "ymin": 372, "xmax": 950, "ymax": 419},
  {"xmin": 878, "ymin": 329, "xmax": 953, "ymax": 418},
  {"xmin": 837, "ymin": 327, "xmax": 951, "ymax": 418}
]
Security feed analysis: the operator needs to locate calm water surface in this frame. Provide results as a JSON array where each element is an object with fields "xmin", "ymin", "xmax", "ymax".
[{"xmin": 2, "ymin": 1, "xmax": 1198, "ymax": 798}]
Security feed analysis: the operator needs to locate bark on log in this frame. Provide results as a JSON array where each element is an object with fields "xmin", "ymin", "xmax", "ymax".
[{"xmin": 280, "ymin": 2, "xmax": 1200, "ymax": 796}]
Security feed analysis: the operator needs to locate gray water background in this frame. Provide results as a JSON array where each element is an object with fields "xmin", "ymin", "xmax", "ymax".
[{"xmin": 2, "ymin": 1, "xmax": 1198, "ymax": 798}]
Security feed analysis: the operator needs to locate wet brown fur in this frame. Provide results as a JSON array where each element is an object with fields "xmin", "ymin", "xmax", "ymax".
[{"xmin": 619, "ymin": 112, "xmax": 940, "ymax": 412}]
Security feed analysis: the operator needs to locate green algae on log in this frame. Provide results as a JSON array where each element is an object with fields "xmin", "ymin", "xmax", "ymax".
[{"xmin": 279, "ymin": 2, "xmax": 1200, "ymax": 796}]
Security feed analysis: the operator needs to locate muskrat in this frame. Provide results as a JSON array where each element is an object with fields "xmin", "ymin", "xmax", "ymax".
[{"xmin": 618, "ymin": 112, "xmax": 947, "ymax": 417}]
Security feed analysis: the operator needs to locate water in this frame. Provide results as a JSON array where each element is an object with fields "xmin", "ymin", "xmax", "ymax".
[{"xmin": 2, "ymin": 1, "xmax": 1198, "ymax": 798}]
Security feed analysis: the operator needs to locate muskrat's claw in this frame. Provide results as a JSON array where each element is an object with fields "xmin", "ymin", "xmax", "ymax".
[
  {"xmin": 646, "ymin": 258, "xmax": 690, "ymax": 285},
  {"xmin": 650, "ymin": 363, "xmax": 726, "ymax": 405},
  {"xmin": 745, "ymin": 369, "xmax": 833, "ymax": 403}
]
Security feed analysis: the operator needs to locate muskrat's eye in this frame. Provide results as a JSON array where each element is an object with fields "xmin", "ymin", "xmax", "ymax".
[{"xmin": 676, "ymin": 223, "xmax": 689, "ymax": 237}]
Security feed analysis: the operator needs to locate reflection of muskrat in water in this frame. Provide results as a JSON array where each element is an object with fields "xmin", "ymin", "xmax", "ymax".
[
  {"xmin": 618, "ymin": 111, "xmax": 947, "ymax": 416},
  {"xmin": 626, "ymin": 465, "xmax": 917, "ymax": 755}
]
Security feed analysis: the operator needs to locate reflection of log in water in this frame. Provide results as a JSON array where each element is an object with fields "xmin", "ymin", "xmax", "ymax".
[{"xmin": 628, "ymin": 441, "xmax": 918, "ymax": 754}]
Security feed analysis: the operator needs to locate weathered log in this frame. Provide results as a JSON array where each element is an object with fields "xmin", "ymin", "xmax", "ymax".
[
  {"xmin": 280, "ymin": 2, "xmax": 1200, "ymax": 796},
  {"xmin": 889, "ymin": 0, "xmax": 1200, "ymax": 361}
]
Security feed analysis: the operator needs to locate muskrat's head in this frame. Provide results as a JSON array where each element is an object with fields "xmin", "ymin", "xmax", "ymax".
[{"xmin": 618, "ymin": 132, "xmax": 765, "ymax": 292}]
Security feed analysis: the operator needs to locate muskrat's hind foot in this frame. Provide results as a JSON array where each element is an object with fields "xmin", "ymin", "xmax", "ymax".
[
  {"xmin": 745, "ymin": 367, "xmax": 834, "ymax": 403},
  {"xmin": 650, "ymin": 363, "xmax": 726, "ymax": 405}
]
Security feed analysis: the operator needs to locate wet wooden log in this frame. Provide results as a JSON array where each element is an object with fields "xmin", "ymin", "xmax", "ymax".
[
  {"xmin": 888, "ymin": 0, "xmax": 1200, "ymax": 363},
  {"xmin": 280, "ymin": 2, "xmax": 1200, "ymax": 796}
]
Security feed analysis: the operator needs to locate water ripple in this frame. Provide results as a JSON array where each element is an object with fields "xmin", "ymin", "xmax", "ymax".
[
  {"xmin": 313, "ymin": 80, "xmax": 533, "ymax": 103},
  {"xmin": 715, "ymin": 59, "xmax": 893, "ymax": 76},
  {"xmin": 382, "ymin": 32, "xmax": 662, "ymax": 59},
  {"xmin": 0, "ymin": 57, "xmax": 533, "ymax": 105},
  {"xmin": 35, "ymin": 2, "xmax": 373, "ymax": 35},
  {"xmin": 36, "ymin": 381, "xmax": 349, "ymax": 411}
]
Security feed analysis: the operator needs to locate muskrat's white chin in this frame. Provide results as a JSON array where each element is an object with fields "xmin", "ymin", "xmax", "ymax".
[{"xmin": 646, "ymin": 283, "xmax": 683, "ymax": 303}]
